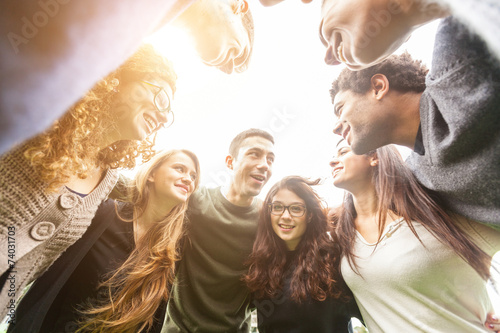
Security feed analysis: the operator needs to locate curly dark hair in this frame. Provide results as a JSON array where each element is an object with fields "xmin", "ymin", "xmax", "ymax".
[
  {"xmin": 244, "ymin": 176, "xmax": 347, "ymax": 303},
  {"xmin": 330, "ymin": 51, "xmax": 428, "ymax": 102},
  {"xmin": 25, "ymin": 44, "xmax": 177, "ymax": 192}
]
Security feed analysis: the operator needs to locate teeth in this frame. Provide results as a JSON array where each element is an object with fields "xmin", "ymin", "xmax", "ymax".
[
  {"xmin": 337, "ymin": 42, "xmax": 347, "ymax": 63},
  {"xmin": 279, "ymin": 224, "xmax": 294, "ymax": 230},
  {"xmin": 144, "ymin": 115, "xmax": 157, "ymax": 133}
]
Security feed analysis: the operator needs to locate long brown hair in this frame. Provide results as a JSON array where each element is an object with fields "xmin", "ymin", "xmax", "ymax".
[
  {"xmin": 334, "ymin": 145, "xmax": 491, "ymax": 280},
  {"xmin": 77, "ymin": 149, "xmax": 200, "ymax": 333},
  {"xmin": 244, "ymin": 176, "xmax": 346, "ymax": 303},
  {"xmin": 25, "ymin": 44, "xmax": 177, "ymax": 192}
]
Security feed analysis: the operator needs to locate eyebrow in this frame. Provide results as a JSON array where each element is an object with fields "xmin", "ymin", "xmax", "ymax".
[{"xmin": 272, "ymin": 201, "xmax": 305, "ymax": 205}]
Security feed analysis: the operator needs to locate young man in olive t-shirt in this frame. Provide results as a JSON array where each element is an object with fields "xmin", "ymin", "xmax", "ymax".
[{"xmin": 163, "ymin": 128, "xmax": 275, "ymax": 332}]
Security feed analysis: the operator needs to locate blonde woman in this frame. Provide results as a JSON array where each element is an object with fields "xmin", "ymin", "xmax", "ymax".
[
  {"xmin": 0, "ymin": 44, "xmax": 177, "ymax": 319},
  {"xmin": 9, "ymin": 149, "xmax": 200, "ymax": 333}
]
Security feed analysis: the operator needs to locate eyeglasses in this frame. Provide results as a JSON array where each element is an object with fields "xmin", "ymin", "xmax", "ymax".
[
  {"xmin": 268, "ymin": 202, "xmax": 306, "ymax": 217},
  {"xmin": 141, "ymin": 80, "xmax": 172, "ymax": 113}
]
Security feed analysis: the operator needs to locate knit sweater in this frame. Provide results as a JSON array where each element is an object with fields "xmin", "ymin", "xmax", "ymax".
[
  {"xmin": 0, "ymin": 141, "xmax": 118, "ymax": 320},
  {"xmin": 434, "ymin": 0, "xmax": 500, "ymax": 62},
  {"xmin": 406, "ymin": 17, "xmax": 500, "ymax": 226}
]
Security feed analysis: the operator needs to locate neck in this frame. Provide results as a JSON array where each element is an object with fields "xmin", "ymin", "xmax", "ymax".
[
  {"xmin": 351, "ymin": 185, "xmax": 379, "ymax": 222},
  {"xmin": 401, "ymin": 0, "xmax": 450, "ymax": 28},
  {"xmin": 135, "ymin": 196, "xmax": 176, "ymax": 241},
  {"xmin": 390, "ymin": 92, "xmax": 422, "ymax": 149},
  {"xmin": 225, "ymin": 185, "xmax": 254, "ymax": 207}
]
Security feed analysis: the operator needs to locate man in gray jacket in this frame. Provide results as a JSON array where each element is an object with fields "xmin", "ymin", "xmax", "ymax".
[{"xmin": 329, "ymin": 17, "xmax": 500, "ymax": 228}]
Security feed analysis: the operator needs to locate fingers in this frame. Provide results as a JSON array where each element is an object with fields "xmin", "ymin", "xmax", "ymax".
[{"xmin": 485, "ymin": 313, "xmax": 500, "ymax": 332}]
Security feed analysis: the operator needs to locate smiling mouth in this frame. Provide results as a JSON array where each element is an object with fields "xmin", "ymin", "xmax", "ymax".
[
  {"xmin": 279, "ymin": 223, "xmax": 295, "ymax": 230},
  {"xmin": 251, "ymin": 175, "xmax": 266, "ymax": 183},
  {"xmin": 337, "ymin": 42, "xmax": 347, "ymax": 63},
  {"xmin": 143, "ymin": 114, "xmax": 158, "ymax": 134},
  {"xmin": 175, "ymin": 184, "xmax": 189, "ymax": 193},
  {"xmin": 341, "ymin": 125, "xmax": 351, "ymax": 142},
  {"xmin": 332, "ymin": 167, "xmax": 343, "ymax": 178}
]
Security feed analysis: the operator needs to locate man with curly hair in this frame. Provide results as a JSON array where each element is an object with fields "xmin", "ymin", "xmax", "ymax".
[{"xmin": 330, "ymin": 46, "xmax": 500, "ymax": 228}]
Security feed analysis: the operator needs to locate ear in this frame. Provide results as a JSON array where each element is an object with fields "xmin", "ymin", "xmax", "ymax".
[
  {"xmin": 369, "ymin": 153, "xmax": 379, "ymax": 167},
  {"xmin": 147, "ymin": 173, "xmax": 155, "ymax": 183},
  {"xmin": 370, "ymin": 74, "xmax": 390, "ymax": 101},
  {"xmin": 234, "ymin": 0, "xmax": 249, "ymax": 14},
  {"xmin": 225, "ymin": 155, "xmax": 234, "ymax": 170}
]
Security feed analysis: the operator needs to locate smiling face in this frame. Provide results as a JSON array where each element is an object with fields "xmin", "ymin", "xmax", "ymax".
[
  {"xmin": 110, "ymin": 78, "xmax": 174, "ymax": 142},
  {"xmin": 332, "ymin": 89, "xmax": 394, "ymax": 155},
  {"xmin": 148, "ymin": 152, "xmax": 198, "ymax": 205},
  {"xmin": 319, "ymin": 0, "xmax": 414, "ymax": 70},
  {"xmin": 330, "ymin": 140, "xmax": 375, "ymax": 193},
  {"xmin": 227, "ymin": 136, "xmax": 275, "ymax": 200},
  {"xmin": 271, "ymin": 189, "xmax": 308, "ymax": 251}
]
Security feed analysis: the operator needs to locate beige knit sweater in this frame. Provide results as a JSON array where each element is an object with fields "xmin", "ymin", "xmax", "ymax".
[{"xmin": 0, "ymin": 141, "xmax": 118, "ymax": 319}]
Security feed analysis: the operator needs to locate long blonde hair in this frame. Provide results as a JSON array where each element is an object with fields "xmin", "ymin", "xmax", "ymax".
[
  {"xmin": 24, "ymin": 44, "xmax": 177, "ymax": 192},
  {"xmin": 78, "ymin": 149, "xmax": 200, "ymax": 332}
]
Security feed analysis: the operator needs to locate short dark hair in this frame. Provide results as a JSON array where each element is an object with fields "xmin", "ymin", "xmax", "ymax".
[
  {"xmin": 330, "ymin": 51, "xmax": 428, "ymax": 102},
  {"xmin": 229, "ymin": 128, "xmax": 274, "ymax": 157}
]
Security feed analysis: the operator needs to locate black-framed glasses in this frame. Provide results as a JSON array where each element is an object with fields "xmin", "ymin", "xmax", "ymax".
[
  {"xmin": 141, "ymin": 80, "xmax": 172, "ymax": 113},
  {"xmin": 268, "ymin": 202, "xmax": 306, "ymax": 217}
]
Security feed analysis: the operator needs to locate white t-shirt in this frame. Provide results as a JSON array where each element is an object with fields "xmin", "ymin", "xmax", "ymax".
[{"xmin": 342, "ymin": 216, "xmax": 500, "ymax": 332}]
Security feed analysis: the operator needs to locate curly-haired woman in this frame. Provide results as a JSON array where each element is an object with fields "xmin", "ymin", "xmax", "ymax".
[
  {"xmin": 0, "ymin": 44, "xmax": 177, "ymax": 318},
  {"xmin": 244, "ymin": 176, "xmax": 361, "ymax": 332}
]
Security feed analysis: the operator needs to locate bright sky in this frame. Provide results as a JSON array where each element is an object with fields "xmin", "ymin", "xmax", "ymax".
[{"xmin": 136, "ymin": 0, "xmax": 440, "ymax": 208}]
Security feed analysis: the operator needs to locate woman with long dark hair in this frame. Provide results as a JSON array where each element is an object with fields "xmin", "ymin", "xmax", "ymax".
[
  {"xmin": 9, "ymin": 149, "xmax": 200, "ymax": 333},
  {"xmin": 330, "ymin": 140, "xmax": 500, "ymax": 331},
  {"xmin": 244, "ymin": 176, "xmax": 361, "ymax": 332}
]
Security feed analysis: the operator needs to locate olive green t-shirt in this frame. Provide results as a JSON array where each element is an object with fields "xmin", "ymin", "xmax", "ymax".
[{"xmin": 163, "ymin": 186, "xmax": 261, "ymax": 332}]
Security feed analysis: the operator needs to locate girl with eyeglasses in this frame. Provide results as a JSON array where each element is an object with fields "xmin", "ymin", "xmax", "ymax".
[
  {"xmin": 0, "ymin": 44, "xmax": 176, "ymax": 319},
  {"xmin": 9, "ymin": 149, "xmax": 200, "ymax": 333},
  {"xmin": 244, "ymin": 176, "xmax": 361, "ymax": 332},
  {"xmin": 330, "ymin": 140, "xmax": 500, "ymax": 332}
]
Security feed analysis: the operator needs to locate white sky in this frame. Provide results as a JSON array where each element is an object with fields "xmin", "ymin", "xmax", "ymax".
[{"xmin": 135, "ymin": 0, "xmax": 440, "ymax": 208}]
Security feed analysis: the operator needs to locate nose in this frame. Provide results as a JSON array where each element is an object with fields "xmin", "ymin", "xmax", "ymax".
[
  {"xmin": 181, "ymin": 175, "xmax": 193, "ymax": 185},
  {"xmin": 257, "ymin": 157, "xmax": 270, "ymax": 172},
  {"xmin": 329, "ymin": 157, "xmax": 339, "ymax": 168},
  {"xmin": 281, "ymin": 208, "xmax": 292, "ymax": 219},
  {"xmin": 333, "ymin": 119, "xmax": 343, "ymax": 136}
]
